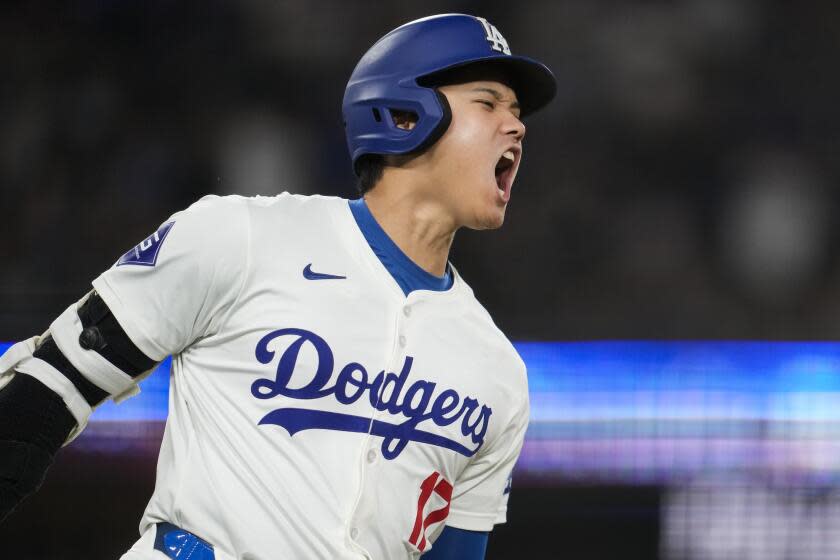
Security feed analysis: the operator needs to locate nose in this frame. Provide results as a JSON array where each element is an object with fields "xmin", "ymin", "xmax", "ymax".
[{"xmin": 503, "ymin": 111, "xmax": 526, "ymax": 142}]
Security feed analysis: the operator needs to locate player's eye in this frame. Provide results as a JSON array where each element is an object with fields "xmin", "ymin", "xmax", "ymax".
[{"xmin": 475, "ymin": 99, "xmax": 495, "ymax": 109}]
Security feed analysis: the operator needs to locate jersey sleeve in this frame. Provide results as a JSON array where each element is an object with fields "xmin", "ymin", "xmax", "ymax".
[
  {"xmin": 445, "ymin": 364, "xmax": 530, "ymax": 532},
  {"xmin": 91, "ymin": 195, "xmax": 250, "ymax": 361}
]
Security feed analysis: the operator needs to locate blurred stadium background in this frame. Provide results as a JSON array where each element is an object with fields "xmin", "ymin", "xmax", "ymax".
[{"xmin": 2, "ymin": 1, "xmax": 840, "ymax": 558}]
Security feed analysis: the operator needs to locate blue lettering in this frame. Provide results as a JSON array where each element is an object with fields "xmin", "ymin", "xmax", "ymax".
[
  {"xmin": 400, "ymin": 379, "xmax": 436, "ymax": 417},
  {"xmin": 430, "ymin": 389, "xmax": 461, "ymax": 425},
  {"xmin": 368, "ymin": 370, "xmax": 384, "ymax": 408},
  {"xmin": 378, "ymin": 357, "xmax": 413, "ymax": 414},
  {"xmin": 459, "ymin": 397, "xmax": 479, "ymax": 437},
  {"xmin": 334, "ymin": 363, "xmax": 367, "ymax": 404},
  {"xmin": 464, "ymin": 405, "xmax": 492, "ymax": 445},
  {"xmin": 251, "ymin": 328, "xmax": 334, "ymax": 399},
  {"xmin": 250, "ymin": 328, "xmax": 494, "ymax": 459}
]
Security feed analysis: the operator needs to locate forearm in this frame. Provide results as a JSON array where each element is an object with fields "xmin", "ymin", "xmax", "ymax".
[
  {"xmin": 0, "ymin": 372, "xmax": 76, "ymax": 522},
  {"xmin": 421, "ymin": 526, "xmax": 489, "ymax": 560},
  {"xmin": 0, "ymin": 291, "xmax": 157, "ymax": 523}
]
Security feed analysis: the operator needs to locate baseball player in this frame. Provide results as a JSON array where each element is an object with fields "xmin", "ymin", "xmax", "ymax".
[{"xmin": 0, "ymin": 13, "xmax": 555, "ymax": 560}]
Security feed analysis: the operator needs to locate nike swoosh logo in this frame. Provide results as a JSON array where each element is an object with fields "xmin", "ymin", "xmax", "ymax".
[{"xmin": 303, "ymin": 263, "xmax": 347, "ymax": 280}]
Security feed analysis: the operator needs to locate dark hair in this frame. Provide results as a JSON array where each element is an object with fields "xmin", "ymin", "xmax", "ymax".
[{"xmin": 356, "ymin": 154, "xmax": 385, "ymax": 195}]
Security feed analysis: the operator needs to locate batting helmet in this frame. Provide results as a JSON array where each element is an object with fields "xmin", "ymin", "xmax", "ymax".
[{"xmin": 342, "ymin": 14, "xmax": 556, "ymax": 175}]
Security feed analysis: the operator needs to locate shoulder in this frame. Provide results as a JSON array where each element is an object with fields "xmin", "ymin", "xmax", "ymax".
[
  {"xmin": 236, "ymin": 192, "xmax": 349, "ymax": 215},
  {"xmin": 449, "ymin": 265, "xmax": 522, "ymax": 361},
  {"xmin": 172, "ymin": 194, "xmax": 250, "ymax": 232},
  {"xmin": 182, "ymin": 192, "xmax": 348, "ymax": 218},
  {"xmin": 450, "ymin": 266, "xmax": 528, "ymax": 391},
  {"xmin": 173, "ymin": 193, "xmax": 352, "ymax": 240}
]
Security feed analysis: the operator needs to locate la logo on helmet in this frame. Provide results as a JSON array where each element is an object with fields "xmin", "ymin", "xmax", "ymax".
[{"xmin": 476, "ymin": 17, "xmax": 510, "ymax": 55}]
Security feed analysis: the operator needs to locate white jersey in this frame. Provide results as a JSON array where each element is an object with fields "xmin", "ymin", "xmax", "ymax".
[{"xmin": 92, "ymin": 193, "xmax": 529, "ymax": 560}]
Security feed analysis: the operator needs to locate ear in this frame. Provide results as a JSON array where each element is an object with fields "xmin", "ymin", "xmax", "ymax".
[{"xmin": 391, "ymin": 109, "xmax": 418, "ymax": 131}]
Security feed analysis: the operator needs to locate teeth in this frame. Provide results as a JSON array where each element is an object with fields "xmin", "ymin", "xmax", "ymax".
[{"xmin": 496, "ymin": 150, "xmax": 516, "ymax": 173}]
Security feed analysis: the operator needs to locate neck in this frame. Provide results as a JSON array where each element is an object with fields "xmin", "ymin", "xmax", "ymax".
[{"xmin": 363, "ymin": 173, "xmax": 456, "ymax": 277}]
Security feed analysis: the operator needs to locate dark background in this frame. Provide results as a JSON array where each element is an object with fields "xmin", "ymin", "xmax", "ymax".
[
  {"xmin": 1, "ymin": 433, "xmax": 661, "ymax": 560},
  {"xmin": 2, "ymin": 1, "xmax": 839, "ymax": 558}
]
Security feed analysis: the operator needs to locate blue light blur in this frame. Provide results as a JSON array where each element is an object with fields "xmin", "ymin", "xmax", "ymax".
[{"xmin": 4, "ymin": 341, "xmax": 840, "ymax": 482}]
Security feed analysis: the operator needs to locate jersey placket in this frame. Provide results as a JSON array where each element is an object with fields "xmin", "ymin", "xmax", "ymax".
[{"xmin": 344, "ymin": 295, "xmax": 410, "ymax": 556}]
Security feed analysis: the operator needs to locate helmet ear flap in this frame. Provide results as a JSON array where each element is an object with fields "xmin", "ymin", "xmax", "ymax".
[{"xmin": 408, "ymin": 89, "xmax": 452, "ymax": 155}]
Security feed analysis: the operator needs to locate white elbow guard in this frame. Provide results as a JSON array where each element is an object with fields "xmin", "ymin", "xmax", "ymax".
[{"xmin": 4, "ymin": 290, "xmax": 158, "ymax": 444}]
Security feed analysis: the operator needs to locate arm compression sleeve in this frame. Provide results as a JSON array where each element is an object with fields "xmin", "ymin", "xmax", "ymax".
[
  {"xmin": 421, "ymin": 526, "xmax": 489, "ymax": 560},
  {"xmin": 0, "ymin": 373, "xmax": 76, "ymax": 522}
]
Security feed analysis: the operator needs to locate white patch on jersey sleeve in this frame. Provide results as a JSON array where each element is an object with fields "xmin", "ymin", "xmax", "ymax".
[
  {"xmin": 91, "ymin": 195, "xmax": 251, "ymax": 361},
  {"xmin": 444, "ymin": 359, "xmax": 530, "ymax": 532}
]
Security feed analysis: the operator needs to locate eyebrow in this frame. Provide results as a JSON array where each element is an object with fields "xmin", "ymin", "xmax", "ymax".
[{"xmin": 471, "ymin": 87, "xmax": 521, "ymax": 110}]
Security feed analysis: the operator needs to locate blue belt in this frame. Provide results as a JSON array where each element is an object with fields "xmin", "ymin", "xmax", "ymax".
[{"xmin": 154, "ymin": 522, "xmax": 215, "ymax": 560}]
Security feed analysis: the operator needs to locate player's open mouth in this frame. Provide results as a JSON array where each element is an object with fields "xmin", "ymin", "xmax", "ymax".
[{"xmin": 494, "ymin": 149, "xmax": 516, "ymax": 202}]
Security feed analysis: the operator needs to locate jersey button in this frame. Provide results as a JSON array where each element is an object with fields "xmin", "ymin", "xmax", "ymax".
[
  {"xmin": 398, "ymin": 335, "xmax": 406, "ymax": 347},
  {"xmin": 402, "ymin": 306, "xmax": 411, "ymax": 317},
  {"xmin": 366, "ymin": 449, "xmax": 377, "ymax": 463},
  {"xmin": 350, "ymin": 527, "xmax": 360, "ymax": 540}
]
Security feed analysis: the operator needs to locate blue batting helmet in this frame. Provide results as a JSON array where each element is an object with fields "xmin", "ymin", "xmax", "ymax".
[{"xmin": 342, "ymin": 14, "xmax": 557, "ymax": 176}]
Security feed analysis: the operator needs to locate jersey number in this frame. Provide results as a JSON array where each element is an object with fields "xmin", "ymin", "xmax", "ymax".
[{"xmin": 408, "ymin": 471, "xmax": 453, "ymax": 552}]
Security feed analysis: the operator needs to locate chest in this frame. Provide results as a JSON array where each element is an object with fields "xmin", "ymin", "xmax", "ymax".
[{"xmin": 194, "ymin": 243, "xmax": 512, "ymax": 460}]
